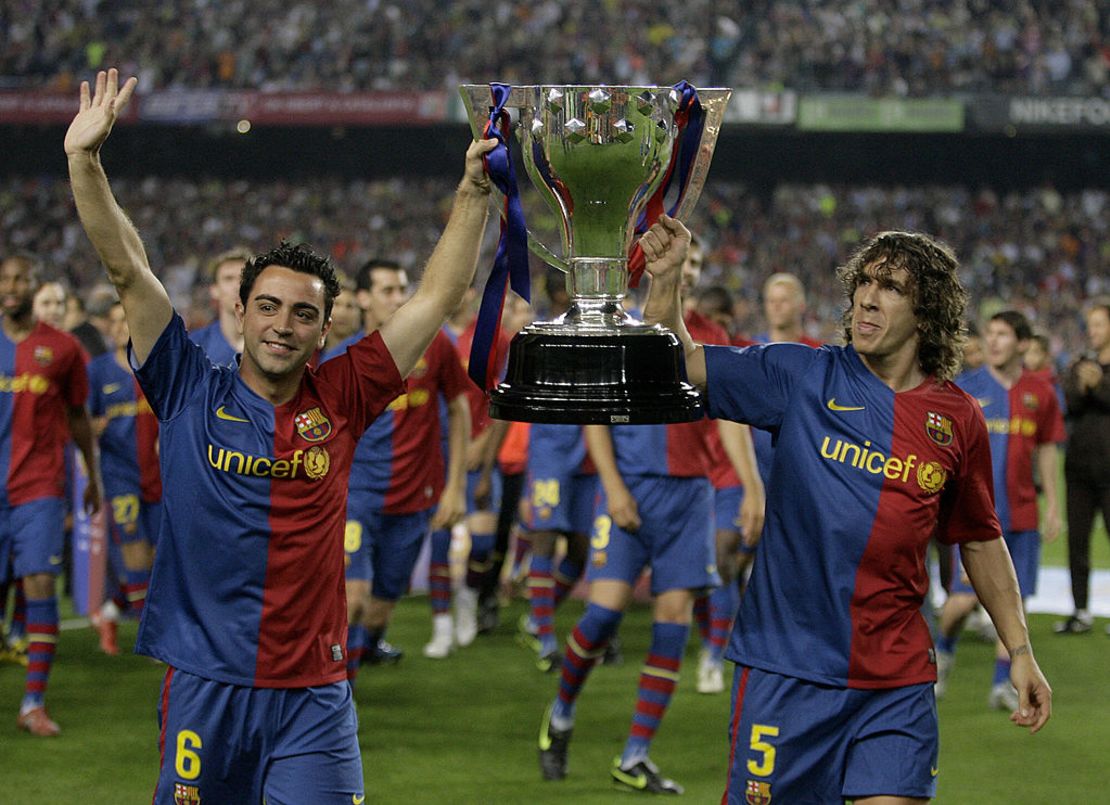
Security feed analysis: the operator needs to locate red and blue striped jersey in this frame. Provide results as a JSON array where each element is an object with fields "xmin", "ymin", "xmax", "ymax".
[
  {"xmin": 87, "ymin": 353, "xmax": 161, "ymax": 503},
  {"xmin": 133, "ymin": 314, "xmax": 403, "ymax": 688},
  {"xmin": 189, "ymin": 320, "xmax": 237, "ymax": 366},
  {"xmin": 0, "ymin": 320, "xmax": 88, "ymax": 506},
  {"xmin": 330, "ymin": 329, "xmax": 469, "ymax": 513},
  {"xmin": 706, "ymin": 342, "xmax": 1000, "ymax": 689},
  {"xmin": 445, "ymin": 320, "xmax": 509, "ymax": 439},
  {"xmin": 955, "ymin": 367, "xmax": 1065, "ymax": 533},
  {"xmin": 686, "ymin": 309, "xmax": 739, "ymax": 489}
]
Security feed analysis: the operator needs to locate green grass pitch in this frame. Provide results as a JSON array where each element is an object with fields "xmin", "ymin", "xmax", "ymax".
[{"xmin": 2, "ymin": 598, "xmax": 1107, "ymax": 803}]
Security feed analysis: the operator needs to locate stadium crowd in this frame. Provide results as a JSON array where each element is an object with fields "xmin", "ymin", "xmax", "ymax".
[
  {"xmin": 2, "ymin": 0, "xmax": 1106, "ymax": 97},
  {"xmin": 4, "ymin": 174, "xmax": 1106, "ymax": 363}
]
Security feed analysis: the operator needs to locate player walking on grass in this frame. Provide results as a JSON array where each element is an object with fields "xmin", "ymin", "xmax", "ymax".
[
  {"xmin": 1, "ymin": 252, "xmax": 101, "ymax": 737},
  {"xmin": 66, "ymin": 68, "xmax": 493, "ymax": 802},
  {"xmin": 86, "ymin": 300, "xmax": 162, "ymax": 654},
  {"xmin": 642, "ymin": 217, "xmax": 1051, "ymax": 804},
  {"xmin": 934, "ymin": 311, "xmax": 1063, "ymax": 709}
]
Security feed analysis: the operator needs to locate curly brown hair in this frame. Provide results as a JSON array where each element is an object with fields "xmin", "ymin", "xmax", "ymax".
[{"xmin": 837, "ymin": 231, "xmax": 967, "ymax": 382}]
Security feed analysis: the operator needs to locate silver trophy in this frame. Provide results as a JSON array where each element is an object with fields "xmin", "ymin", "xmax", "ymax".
[{"xmin": 461, "ymin": 83, "xmax": 731, "ymax": 424}]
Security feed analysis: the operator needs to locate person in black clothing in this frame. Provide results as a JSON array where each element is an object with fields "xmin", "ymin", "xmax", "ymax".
[{"xmin": 1055, "ymin": 301, "xmax": 1110, "ymax": 635}]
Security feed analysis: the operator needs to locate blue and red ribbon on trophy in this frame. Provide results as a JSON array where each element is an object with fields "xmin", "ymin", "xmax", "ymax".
[
  {"xmin": 468, "ymin": 83, "xmax": 531, "ymax": 391},
  {"xmin": 627, "ymin": 80, "xmax": 705, "ymax": 288}
]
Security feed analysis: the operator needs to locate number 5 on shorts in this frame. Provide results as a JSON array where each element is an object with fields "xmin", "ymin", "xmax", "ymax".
[
  {"xmin": 175, "ymin": 730, "xmax": 203, "ymax": 780},
  {"xmin": 747, "ymin": 724, "xmax": 779, "ymax": 777}
]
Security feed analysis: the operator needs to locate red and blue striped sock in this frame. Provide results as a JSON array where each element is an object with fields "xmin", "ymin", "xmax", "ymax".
[
  {"xmin": 347, "ymin": 623, "xmax": 368, "ymax": 681},
  {"xmin": 528, "ymin": 555, "xmax": 556, "ymax": 653},
  {"xmin": 692, "ymin": 593, "xmax": 711, "ymax": 647},
  {"xmin": 22, "ymin": 597, "xmax": 59, "ymax": 710},
  {"xmin": 552, "ymin": 556, "xmax": 583, "ymax": 607},
  {"xmin": 622, "ymin": 621, "xmax": 689, "ymax": 766},
  {"xmin": 122, "ymin": 568, "xmax": 150, "ymax": 616},
  {"xmin": 465, "ymin": 530, "xmax": 495, "ymax": 590},
  {"xmin": 707, "ymin": 583, "xmax": 738, "ymax": 662},
  {"xmin": 9, "ymin": 579, "xmax": 28, "ymax": 641},
  {"xmin": 428, "ymin": 528, "xmax": 453, "ymax": 616},
  {"xmin": 552, "ymin": 602, "xmax": 623, "ymax": 727},
  {"xmin": 510, "ymin": 531, "xmax": 532, "ymax": 579}
]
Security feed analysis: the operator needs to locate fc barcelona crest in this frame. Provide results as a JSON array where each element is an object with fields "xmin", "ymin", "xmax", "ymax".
[
  {"xmin": 33, "ymin": 346, "xmax": 54, "ymax": 366},
  {"xmin": 294, "ymin": 406, "xmax": 332, "ymax": 442},
  {"xmin": 745, "ymin": 780, "xmax": 772, "ymax": 805},
  {"xmin": 924, "ymin": 411, "xmax": 953, "ymax": 447},
  {"xmin": 1022, "ymin": 392, "xmax": 1038, "ymax": 411},
  {"xmin": 173, "ymin": 783, "xmax": 201, "ymax": 804}
]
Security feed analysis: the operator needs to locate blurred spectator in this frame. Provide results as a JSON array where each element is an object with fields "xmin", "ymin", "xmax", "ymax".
[{"xmin": 32, "ymin": 280, "xmax": 68, "ymax": 329}]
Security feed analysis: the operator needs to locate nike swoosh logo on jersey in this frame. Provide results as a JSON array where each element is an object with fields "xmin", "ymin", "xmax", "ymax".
[
  {"xmin": 976, "ymin": 397, "xmax": 991, "ymax": 408},
  {"xmin": 215, "ymin": 406, "xmax": 250, "ymax": 423},
  {"xmin": 931, "ymin": 766, "xmax": 939, "ymax": 777},
  {"xmin": 827, "ymin": 398, "xmax": 865, "ymax": 412},
  {"xmin": 102, "ymin": 383, "xmax": 121, "ymax": 394},
  {"xmin": 353, "ymin": 795, "xmax": 366, "ymax": 804}
]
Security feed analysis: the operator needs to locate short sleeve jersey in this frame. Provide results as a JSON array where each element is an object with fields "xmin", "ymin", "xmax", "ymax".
[
  {"xmin": 188, "ymin": 320, "xmax": 237, "ymax": 366},
  {"xmin": 87, "ymin": 353, "xmax": 161, "ymax": 503},
  {"xmin": 705, "ymin": 342, "xmax": 1000, "ymax": 689},
  {"xmin": 334, "ymin": 329, "xmax": 469, "ymax": 513},
  {"xmin": 0, "ymin": 321, "xmax": 88, "ymax": 506},
  {"xmin": 956, "ymin": 367, "xmax": 1065, "ymax": 532},
  {"xmin": 133, "ymin": 314, "xmax": 403, "ymax": 688}
]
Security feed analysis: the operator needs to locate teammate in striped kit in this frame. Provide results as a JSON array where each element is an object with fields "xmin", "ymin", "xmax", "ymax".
[
  {"xmin": 1, "ymin": 253, "xmax": 101, "ymax": 737},
  {"xmin": 642, "ymin": 217, "xmax": 1052, "ymax": 803},
  {"xmin": 328, "ymin": 258, "xmax": 470, "ymax": 672},
  {"xmin": 86, "ymin": 301, "xmax": 162, "ymax": 652},
  {"xmin": 67, "ymin": 68, "xmax": 493, "ymax": 801},
  {"xmin": 188, "ymin": 248, "xmax": 251, "ymax": 366},
  {"xmin": 934, "ymin": 311, "xmax": 1064, "ymax": 709}
]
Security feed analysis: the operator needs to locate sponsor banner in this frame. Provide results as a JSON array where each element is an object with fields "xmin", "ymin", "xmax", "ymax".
[
  {"xmin": 724, "ymin": 89, "xmax": 797, "ymax": 125},
  {"xmin": 798, "ymin": 96, "xmax": 964, "ymax": 132},
  {"xmin": 0, "ymin": 92, "xmax": 139, "ymax": 125},
  {"xmin": 969, "ymin": 95, "xmax": 1110, "ymax": 132},
  {"xmin": 0, "ymin": 90, "xmax": 449, "ymax": 126},
  {"xmin": 70, "ymin": 447, "xmax": 108, "ymax": 618}
]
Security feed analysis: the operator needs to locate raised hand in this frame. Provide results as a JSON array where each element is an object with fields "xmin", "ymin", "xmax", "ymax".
[
  {"xmin": 639, "ymin": 214, "xmax": 691, "ymax": 284},
  {"xmin": 64, "ymin": 68, "xmax": 137, "ymax": 157},
  {"xmin": 461, "ymin": 138, "xmax": 498, "ymax": 195}
]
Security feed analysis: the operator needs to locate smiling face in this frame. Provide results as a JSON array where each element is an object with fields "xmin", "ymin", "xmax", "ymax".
[
  {"xmin": 850, "ymin": 260, "xmax": 920, "ymax": 369},
  {"xmin": 236, "ymin": 265, "xmax": 331, "ymax": 383}
]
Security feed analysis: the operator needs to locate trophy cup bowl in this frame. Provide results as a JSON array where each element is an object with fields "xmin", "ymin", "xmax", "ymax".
[{"xmin": 461, "ymin": 84, "xmax": 731, "ymax": 424}]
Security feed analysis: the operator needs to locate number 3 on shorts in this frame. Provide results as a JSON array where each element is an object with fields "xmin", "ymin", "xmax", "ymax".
[
  {"xmin": 175, "ymin": 729, "xmax": 203, "ymax": 780},
  {"xmin": 747, "ymin": 723, "xmax": 779, "ymax": 777}
]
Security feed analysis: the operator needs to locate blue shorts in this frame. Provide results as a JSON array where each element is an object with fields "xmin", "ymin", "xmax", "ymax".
[
  {"xmin": 714, "ymin": 485, "xmax": 745, "ymax": 533},
  {"xmin": 466, "ymin": 467, "xmax": 502, "ymax": 515},
  {"xmin": 153, "ymin": 667, "xmax": 363, "ymax": 805},
  {"xmin": 724, "ymin": 666, "xmax": 938, "ymax": 804},
  {"xmin": 106, "ymin": 492, "xmax": 162, "ymax": 547},
  {"xmin": 950, "ymin": 530, "xmax": 1039, "ymax": 598},
  {"xmin": 344, "ymin": 499, "xmax": 432, "ymax": 601},
  {"xmin": 0, "ymin": 497, "xmax": 65, "ymax": 581},
  {"xmin": 586, "ymin": 476, "xmax": 718, "ymax": 595},
  {"xmin": 526, "ymin": 469, "xmax": 599, "ymax": 536}
]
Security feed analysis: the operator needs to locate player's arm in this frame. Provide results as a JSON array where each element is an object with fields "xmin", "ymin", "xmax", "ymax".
[
  {"xmin": 640, "ymin": 215, "xmax": 706, "ymax": 388},
  {"xmin": 583, "ymin": 425, "xmax": 640, "ymax": 532},
  {"xmin": 64, "ymin": 69, "xmax": 173, "ymax": 364},
  {"xmin": 960, "ymin": 537, "xmax": 1052, "ymax": 733},
  {"xmin": 378, "ymin": 140, "xmax": 495, "ymax": 378},
  {"xmin": 718, "ymin": 419, "xmax": 765, "ymax": 545},
  {"xmin": 1034, "ymin": 442, "xmax": 1061, "ymax": 543},
  {"xmin": 431, "ymin": 392, "xmax": 471, "ymax": 530},
  {"xmin": 66, "ymin": 404, "xmax": 102, "ymax": 515}
]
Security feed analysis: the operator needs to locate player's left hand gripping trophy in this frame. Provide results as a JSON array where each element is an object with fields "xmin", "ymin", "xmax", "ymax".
[{"xmin": 461, "ymin": 82, "xmax": 731, "ymax": 424}]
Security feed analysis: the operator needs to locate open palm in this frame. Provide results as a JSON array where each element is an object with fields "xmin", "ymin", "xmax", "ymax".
[{"xmin": 64, "ymin": 68, "xmax": 137, "ymax": 156}]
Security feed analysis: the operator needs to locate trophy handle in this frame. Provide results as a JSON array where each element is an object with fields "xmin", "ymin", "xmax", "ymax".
[
  {"xmin": 669, "ymin": 88, "xmax": 731, "ymax": 223},
  {"xmin": 528, "ymin": 232, "xmax": 569, "ymax": 272}
]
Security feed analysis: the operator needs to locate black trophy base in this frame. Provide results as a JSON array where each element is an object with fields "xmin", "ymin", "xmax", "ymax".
[{"xmin": 488, "ymin": 328, "xmax": 703, "ymax": 425}]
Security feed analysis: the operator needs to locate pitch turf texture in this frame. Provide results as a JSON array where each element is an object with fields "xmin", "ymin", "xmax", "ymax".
[{"xmin": 2, "ymin": 534, "xmax": 1107, "ymax": 803}]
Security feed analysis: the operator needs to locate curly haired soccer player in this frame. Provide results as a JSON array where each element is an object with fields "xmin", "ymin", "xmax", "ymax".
[
  {"xmin": 641, "ymin": 216, "xmax": 1051, "ymax": 804},
  {"xmin": 66, "ymin": 68, "xmax": 494, "ymax": 803}
]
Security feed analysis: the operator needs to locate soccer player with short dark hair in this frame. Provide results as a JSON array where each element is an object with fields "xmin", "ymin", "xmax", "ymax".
[
  {"xmin": 934, "ymin": 310, "xmax": 1064, "ymax": 708},
  {"xmin": 189, "ymin": 247, "xmax": 252, "ymax": 365},
  {"xmin": 641, "ymin": 216, "xmax": 1052, "ymax": 804},
  {"xmin": 0, "ymin": 252, "xmax": 102, "ymax": 737},
  {"xmin": 66, "ymin": 69, "xmax": 494, "ymax": 802}
]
